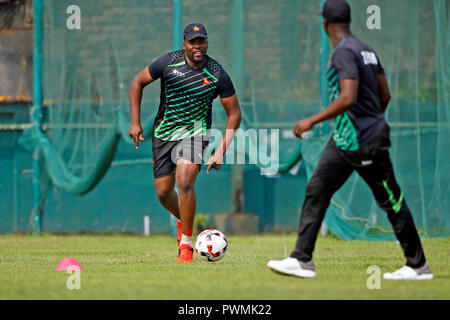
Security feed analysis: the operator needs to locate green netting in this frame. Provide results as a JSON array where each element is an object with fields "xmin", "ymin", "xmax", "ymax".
[{"xmin": 19, "ymin": 0, "xmax": 449, "ymax": 239}]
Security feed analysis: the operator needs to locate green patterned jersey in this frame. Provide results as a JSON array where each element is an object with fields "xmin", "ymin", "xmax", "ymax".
[
  {"xmin": 327, "ymin": 35, "xmax": 387, "ymax": 152},
  {"xmin": 148, "ymin": 50, "xmax": 235, "ymax": 141}
]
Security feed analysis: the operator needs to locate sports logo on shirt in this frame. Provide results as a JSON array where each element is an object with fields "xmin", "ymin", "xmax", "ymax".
[
  {"xmin": 202, "ymin": 77, "xmax": 210, "ymax": 86},
  {"xmin": 172, "ymin": 69, "xmax": 185, "ymax": 77},
  {"xmin": 361, "ymin": 51, "xmax": 378, "ymax": 66}
]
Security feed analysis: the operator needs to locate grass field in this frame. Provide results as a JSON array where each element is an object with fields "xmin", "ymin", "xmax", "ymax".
[{"xmin": 0, "ymin": 234, "xmax": 448, "ymax": 300}]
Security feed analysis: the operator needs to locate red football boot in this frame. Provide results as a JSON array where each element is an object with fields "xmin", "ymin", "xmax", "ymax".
[{"xmin": 176, "ymin": 243, "xmax": 194, "ymax": 263}]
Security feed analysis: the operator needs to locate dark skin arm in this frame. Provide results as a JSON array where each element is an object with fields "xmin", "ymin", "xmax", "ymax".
[
  {"xmin": 205, "ymin": 93, "xmax": 241, "ymax": 173},
  {"xmin": 293, "ymin": 78, "xmax": 359, "ymax": 138},
  {"xmin": 377, "ymin": 74, "xmax": 391, "ymax": 113},
  {"xmin": 129, "ymin": 68, "xmax": 154, "ymax": 148}
]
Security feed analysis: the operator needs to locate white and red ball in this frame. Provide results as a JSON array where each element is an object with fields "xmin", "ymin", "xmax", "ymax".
[{"xmin": 195, "ymin": 229, "xmax": 228, "ymax": 262}]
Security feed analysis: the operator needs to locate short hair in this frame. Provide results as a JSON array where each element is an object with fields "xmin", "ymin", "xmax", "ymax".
[{"xmin": 329, "ymin": 21, "xmax": 350, "ymax": 30}]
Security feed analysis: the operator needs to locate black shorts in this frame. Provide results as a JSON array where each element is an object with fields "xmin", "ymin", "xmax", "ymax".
[{"xmin": 152, "ymin": 136, "xmax": 210, "ymax": 178}]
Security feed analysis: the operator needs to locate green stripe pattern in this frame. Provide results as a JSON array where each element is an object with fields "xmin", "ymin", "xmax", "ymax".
[
  {"xmin": 382, "ymin": 180, "xmax": 404, "ymax": 214},
  {"xmin": 154, "ymin": 62, "xmax": 218, "ymax": 141},
  {"xmin": 333, "ymin": 113, "xmax": 359, "ymax": 151},
  {"xmin": 167, "ymin": 61, "xmax": 186, "ymax": 67},
  {"xmin": 327, "ymin": 65, "xmax": 359, "ymax": 151}
]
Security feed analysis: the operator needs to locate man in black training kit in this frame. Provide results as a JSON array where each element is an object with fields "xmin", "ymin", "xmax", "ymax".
[
  {"xmin": 267, "ymin": 0, "xmax": 433, "ymax": 280},
  {"xmin": 129, "ymin": 23, "xmax": 241, "ymax": 263}
]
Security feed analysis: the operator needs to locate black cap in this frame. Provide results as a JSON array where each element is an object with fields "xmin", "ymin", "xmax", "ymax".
[
  {"xmin": 183, "ymin": 23, "xmax": 208, "ymax": 41},
  {"xmin": 319, "ymin": 0, "xmax": 351, "ymax": 23}
]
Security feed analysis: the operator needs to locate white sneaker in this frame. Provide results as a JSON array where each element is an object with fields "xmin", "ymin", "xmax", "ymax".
[
  {"xmin": 267, "ymin": 257, "xmax": 316, "ymax": 278},
  {"xmin": 383, "ymin": 263, "xmax": 434, "ymax": 280}
]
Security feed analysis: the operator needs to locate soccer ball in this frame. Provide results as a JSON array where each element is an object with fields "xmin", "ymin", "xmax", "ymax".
[{"xmin": 195, "ymin": 229, "xmax": 228, "ymax": 262}]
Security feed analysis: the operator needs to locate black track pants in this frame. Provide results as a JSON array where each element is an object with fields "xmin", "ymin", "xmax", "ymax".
[{"xmin": 290, "ymin": 133, "xmax": 426, "ymax": 268}]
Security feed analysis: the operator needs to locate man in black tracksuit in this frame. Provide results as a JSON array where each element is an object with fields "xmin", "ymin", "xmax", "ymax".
[{"xmin": 267, "ymin": 0, "xmax": 433, "ymax": 280}]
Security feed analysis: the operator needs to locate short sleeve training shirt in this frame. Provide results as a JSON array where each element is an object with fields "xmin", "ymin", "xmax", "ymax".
[
  {"xmin": 148, "ymin": 50, "xmax": 235, "ymax": 141},
  {"xmin": 327, "ymin": 35, "xmax": 387, "ymax": 151}
]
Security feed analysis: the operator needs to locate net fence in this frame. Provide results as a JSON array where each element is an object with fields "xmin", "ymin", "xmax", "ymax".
[{"xmin": 14, "ymin": 0, "xmax": 449, "ymax": 239}]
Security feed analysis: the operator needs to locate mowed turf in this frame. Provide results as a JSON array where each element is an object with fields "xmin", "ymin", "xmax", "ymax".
[{"xmin": 0, "ymin": 234, "xmax": 448, "ymax": 300}]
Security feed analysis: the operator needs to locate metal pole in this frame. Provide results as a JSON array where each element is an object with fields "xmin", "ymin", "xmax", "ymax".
[
  {"xmin": 318, "ymin": 0, "xmax": 330, "ymax": 235},
  {"xmin": 230, "ymin": 0, "xmax": 244, "ymax": 213},
  {"xmin": 173, "ymin": 0, "xmax": 183, "ymax": 50},
  {"xmin": 170, "ymin": 0, "xmax": 183, "ymax": 237},
  {"xmin": 32, "ymin": 0, "xmax": 43, "ymax": 235},
  {"xmin": 231, "ymin": 0, "xmax": 244, "ymax": 97},
  {"xmin": 319, "ymin": 0, "xmax": 330, "ymax": 134}
]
